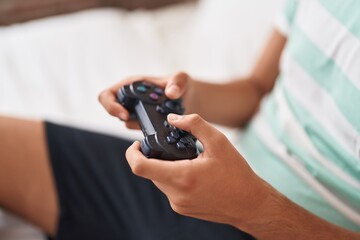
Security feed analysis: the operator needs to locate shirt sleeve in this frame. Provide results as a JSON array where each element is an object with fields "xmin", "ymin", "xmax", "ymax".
[{"xmin": 275, "ymin": 0, "xmax": 298, "ymax": 36}]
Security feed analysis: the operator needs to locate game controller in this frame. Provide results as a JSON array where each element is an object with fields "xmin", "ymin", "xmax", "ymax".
[{"xmin": 117, "ymin": 81, "xmax": 198, "ymax": 160}]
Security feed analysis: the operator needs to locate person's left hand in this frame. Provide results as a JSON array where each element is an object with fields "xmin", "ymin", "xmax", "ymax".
[{"xmin": 125, "ymin": 113, "xmax": 271, "ymax": 228}]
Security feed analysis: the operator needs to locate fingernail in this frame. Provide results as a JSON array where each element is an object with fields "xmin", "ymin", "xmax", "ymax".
[
  {"xmin": 119, "ymin": 113, "xmax": 128, "ymax": 120},
  {"xmin": 168, "ymin": 113, "xmax": 182, "ymax": 121},
  {"xmin": 167, "ymin": 85, "xmax": 180, "ymax": 96}
]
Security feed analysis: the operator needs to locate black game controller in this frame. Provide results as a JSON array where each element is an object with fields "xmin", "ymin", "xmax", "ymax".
[{"xmin": 117, "ymin": 81, "xmax": 198, "ymax": 160}]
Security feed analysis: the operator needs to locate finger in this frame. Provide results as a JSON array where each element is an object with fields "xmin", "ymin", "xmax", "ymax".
[
  {"xmin": 167, "ymin": 113, "xmax": 225, "ymax": 150},
  {"xmin": 98, "ymin": 89, "xmax": 129, "ymax": 120},
  {"xmin": 125, "ymin": 121, "xmax": 141, "ymax": 130},
  {"xmin": 109, "ymin": 76, "xmax": 166, "ymax": 93},
  {"xmin": 125, "ymin": 141, "xmax": 191, "ymax": 183},
  {"xmin": 165, "ymin": 72, "xmax": 189, "ymax": 99},
  {"xmin": 100, "ymin": 76, "xmax": 166, "ymax": 120}
]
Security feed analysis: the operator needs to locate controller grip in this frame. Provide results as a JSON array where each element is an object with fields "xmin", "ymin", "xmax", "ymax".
[{"xmin": 140, "ymin": 136, "xmax": 162, "ymax": 158}]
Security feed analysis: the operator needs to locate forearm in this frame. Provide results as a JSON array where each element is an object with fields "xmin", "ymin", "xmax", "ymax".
[
  {"xmin": 184, "ymin": 78, "xmax": 264, "ymax": 127},
  {"xmin": 184, "ymin": 30, "xmax": 287, "ymax": 128},
  {"xmin": 239, "ymin": 184, "xmax": 360, "ymax": 240}
]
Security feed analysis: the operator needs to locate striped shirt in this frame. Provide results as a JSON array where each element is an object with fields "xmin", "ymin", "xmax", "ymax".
[{"xmin": 236, "ymin": 0, "xmax": 360, "ymax": 231}]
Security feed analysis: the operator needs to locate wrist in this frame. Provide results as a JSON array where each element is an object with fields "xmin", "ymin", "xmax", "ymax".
[
  {"xmin": 183, "ymin": 79, "xmax": 201, "ymax": 114},
  {"xmin": 234, "ymin": 181, "xmax": 360, "ymax": 240},
  {"xmin": 232, "ymin": 179, "xmax": 285, "ymax": 236}
]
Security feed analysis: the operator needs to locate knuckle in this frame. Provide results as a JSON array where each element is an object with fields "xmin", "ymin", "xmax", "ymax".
[
  {"xmin": 215, "ymin": 131, "xmax": 227, "ymax": 142},
  {"xmin": 108, "ymin": 104, "xmax": 120, "ymax": 116},
  {"xmin": 188, "ymin": 114, "xmax": 202, "ymax": 125},
  {"xmin": 98, "ymin": 90, "xmax": 106, "ymax": 103},
  {"xmin": 176, "ymin": 71, "xmax": 189, "ymax": 81},
  {"xmin": 176, "ymin": 168, "xmax": 196, "ymax": 193},
  {"xmin": 211, "ymin": 132, "xmax": 228, "ymax": 146},
  {"xmin": 179, "ymin": 175, "xmax": 195, "ymax": 193},
  {"xmin": 171, "ymin": 72, "xmax": 189, "ymax": 87},
  {"xmin": 170, "ymin": 202, "xmax": 183, "ymax": 214},
  {"xmin": 125, "ymin": 149, "xmax": 144, "ymax": 176},
  {"xmin": 130, "ymin": 159, "xmax": 144, "ymax": 176},
  {"xmin": 170, "ymin": 197, "xmax": 190, "ymax": 213}
]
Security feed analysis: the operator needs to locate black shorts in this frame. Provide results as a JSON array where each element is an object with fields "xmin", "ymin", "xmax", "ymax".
[{"xmin": 45, "ymin": 122, "xmax": 254, "ymax": 240}]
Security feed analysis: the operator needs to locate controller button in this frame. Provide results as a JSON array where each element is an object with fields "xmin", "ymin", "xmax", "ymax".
[
  {"xmin": 163, "ymin": 120, "xmax": 170, "ymax": 128},
  {"xmin": 166, "ymin": 136, "xmax": 177, "ymax": 144},
  {"xmin": 170, "ymin": 131, "xmax": 180, "ymax": 139},
  {"xmin": 154, "ymin": 87, "xmax": 164, "ymax": 95},
  {"xmin": 188, "ymin": 134, "xmax": 196, "ymax": 142},
  {"xmin": 149, "ymin": 93, "xmax": 159, "ymax": 101},
  {"xmin": 136, "ymin": 86, "xmax": 147, "ymax": 93},
  {"xmin": 178, "ymin": 129, "xmax": 187, "ymax": 137},
  {"xmin": 180, "ymin": 137, "xmax": 190, "ymax": 145},
  {"xmin": 176, "ymin": 142, "xmax": 186, "ymax": 150},
  {"xmin": 156, "ymin": 105, "xmax": 165, "ymax": 113},
  {"xmin": 164, "ymin": 100, "xmax": 184, "ymax": 114}
]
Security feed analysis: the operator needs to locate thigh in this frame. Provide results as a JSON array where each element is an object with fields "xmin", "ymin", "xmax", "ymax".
[
  {"xmin": 46, "ymin": 122, "xmax": 254, "ymax": 240},
  {"xmin": 0, "ymin": 116, "xmax": 58, "ymax": 235}
]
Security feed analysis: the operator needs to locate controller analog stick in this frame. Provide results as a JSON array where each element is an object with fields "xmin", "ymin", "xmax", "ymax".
[{"xmin": 163, "ymin": 100, "xmax": 184, "ymax": 114}]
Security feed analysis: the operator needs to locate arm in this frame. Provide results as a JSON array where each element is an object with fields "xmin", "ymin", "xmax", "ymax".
[
  {"xmin": 125, "ymin": 113, "xmax": 360, "ymax": 240},
  {"xmin": 99, "ymin": 30, "xmax": 286, "ymax": 128},
  {"xmin": 184, "ymin": 29, "xmax": 286, "ymax": 127},
  {"xmin": 247, "ymin": 191, "xmax": 360, "ymax": 240}
]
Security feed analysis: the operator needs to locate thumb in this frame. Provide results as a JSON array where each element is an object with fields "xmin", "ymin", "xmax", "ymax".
[
  {"xmin": 167, "ymin": 113, "xmax": 225, "ymax": 151},
  {"xmin": 165, "ymin": 72, "xmax": 190, "ymax": 99}
]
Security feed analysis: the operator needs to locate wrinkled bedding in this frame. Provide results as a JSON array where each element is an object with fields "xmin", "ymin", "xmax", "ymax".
[{"xmin": 0, "ymin": 0, "xmax": 283, "ymax": 239}]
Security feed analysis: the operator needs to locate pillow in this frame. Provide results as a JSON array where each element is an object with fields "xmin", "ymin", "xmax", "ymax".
[{"xmin": 0, "ymin": 0, "xmax": 196, "ymax": 25}]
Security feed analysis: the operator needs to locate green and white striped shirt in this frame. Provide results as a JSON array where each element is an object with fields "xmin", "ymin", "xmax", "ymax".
[{"xmin": 237, "ymin": 0, "xmax": 360, "ymax": 231}]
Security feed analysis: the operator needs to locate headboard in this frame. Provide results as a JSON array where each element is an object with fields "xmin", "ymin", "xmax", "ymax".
[{"xmin": 0, "ymin": 0, "xmax": 196, "ymax": 25}]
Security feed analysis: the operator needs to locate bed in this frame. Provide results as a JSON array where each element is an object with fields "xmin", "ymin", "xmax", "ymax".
[{"xmin": 0, "ymin": 0, "xmax": 283, "ymax": 238}]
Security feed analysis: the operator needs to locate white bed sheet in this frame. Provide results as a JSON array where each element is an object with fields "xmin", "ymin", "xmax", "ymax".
[{"xmin": 0, "ymin": 0, "xmax": 283, "ymax": 238}]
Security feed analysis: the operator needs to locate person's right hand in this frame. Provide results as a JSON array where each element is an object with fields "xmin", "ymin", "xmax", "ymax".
[{"xmin": 98, "ymin": 72, "xmax": 192, "ymax": 129}]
